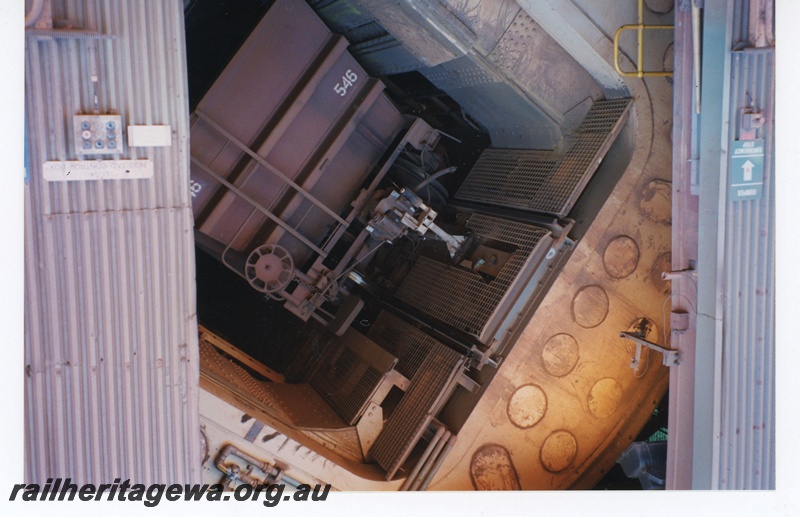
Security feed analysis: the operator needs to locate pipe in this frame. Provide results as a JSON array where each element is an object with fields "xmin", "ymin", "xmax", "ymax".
[
  {"xmin": 25, "ymin": 0, "xmax": 45, "ymax": 27},
  {"xmin": 413, "ymin": 166, "xmax": 457, "ymax": 194},
  {"xmin": 408, "ymin": 430, "xmax": 450, "ymax": 491},
  {"xmin": 88, "ymin": 39, "xmax": 100, "ymax": 112},
  {"xmin": 419, "ymin": 433, "xmax": 457, "ymax": 491},
  {"xmin": 399, "ymin": 425, "xmax": 445, "ymax": 490},
  {"xmin": 692, "ymin": 1, "xmax": 702, "ymax": 113},
  {"xmin": 215, "ymin": 444, "xmax": 282, "ymax": 486}
]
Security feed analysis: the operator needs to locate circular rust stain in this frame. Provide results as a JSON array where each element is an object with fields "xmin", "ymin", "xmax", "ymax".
[
  {"xmin": 540, "ymin": 431, "xmax": 578, "ymax": 473},
  {"xmin": 541, "ymin": 334, "xmax": 579, "ymax": 377},
  {"xmin": 663, "ymin": 43, "xmax": 675, "ymax": 85},
  {"xmin": 507, "ymin": 384, "xmax": 547, "ymax": 428},
  {"xmin": 571, "ymin": 285, "xmax": 609, "ymax": 328},
  {"xmin": 603, "ymin": 236, "xmax": 640, "ymax": 279},
  {"xmin": 588, "ymin": 378, "xmax": 624, "ymax": 418},
  {"xmin": 639, "ymin": 180, "xmax": 672, "ymax": 224},
  {"xmin": 470, "ymin": 444, "xmax": 521, "ymax": 490},
  {"xmin": 650, "ymin": 252, "xmax": 672, "ymax": 295},
  {"xmin": 625, "ymin": 318, "xmax": 658, "ymax": 378},
  {"xmin": 645, "ymin": 0, "xmax": 674, "ymax": 15}
]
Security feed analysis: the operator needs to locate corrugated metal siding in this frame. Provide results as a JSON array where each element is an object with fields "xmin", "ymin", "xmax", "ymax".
[
  {"xmin": 718, "ymin": 47, "xmax": 775, "ymax": 490},
  {"xmin": 24, "ymin": 0, "xmax": 200, "ymax": 484}
]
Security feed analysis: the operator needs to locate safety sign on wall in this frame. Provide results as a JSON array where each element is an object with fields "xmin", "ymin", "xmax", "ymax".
[{"xmin": 729, "ymin": 139, "xmax": 764, "ymax": 201}]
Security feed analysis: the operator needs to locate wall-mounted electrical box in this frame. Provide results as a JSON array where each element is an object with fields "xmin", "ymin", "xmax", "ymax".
[{"xmin": 73, "ymin": 114, "xmax": 123, "ymax": 155}]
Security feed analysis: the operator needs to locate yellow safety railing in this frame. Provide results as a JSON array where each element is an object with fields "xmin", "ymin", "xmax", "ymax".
[{"xmin": 613, "ymin": 0, "xmax": 674, "ymax": 78}]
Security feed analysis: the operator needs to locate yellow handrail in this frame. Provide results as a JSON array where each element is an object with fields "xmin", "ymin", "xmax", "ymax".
[{"xmin": 613, "ymin": 0, "xmax": 674, "ymax": 78}]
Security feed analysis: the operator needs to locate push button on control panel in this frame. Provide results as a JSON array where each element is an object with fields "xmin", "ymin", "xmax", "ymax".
[{"xmin": 73, "ymin": 114, "xmax": 123, "ymax": 156}]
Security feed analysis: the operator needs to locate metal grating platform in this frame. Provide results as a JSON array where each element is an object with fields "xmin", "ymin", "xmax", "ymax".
[
  {"xmin": 200, "ymin": 339, "xmax": 347, "ymax": 429},
  {"xmin": 369, "ymin": 339, "xmax": 466, "ymax": 479},
  {"xmin": 199, "ymin": 341, "xmax": 280, "ymax": 413},
  {"xmin": 368, "ymin": 311, "xmax": 440, "ymax": 379},
  {"xmin": 308, "ymin": 337, "xmax": 386, "ymax": 426},
  {"xmin": 395, "ymin": 214, "xmax": 550, "ymax": 338},
  {"xmin": 455, "ymin": 98, "xmax": 632, "ymax": 217}
]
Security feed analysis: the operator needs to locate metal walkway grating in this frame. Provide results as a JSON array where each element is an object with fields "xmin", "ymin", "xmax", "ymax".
[
  {"xmin": 369, "ymin": 340, "xmax": 466, "ymax": 479},
  {"xmin": 455, "ymin": 98, "xmax": 632, "ymax": 217},
  {"xmin": 199, "ymin": 341, "xmax": 288, "ymax": 419},
  {"xmin": 395, "ymin": 214, "xmax": 549, "ymax": 337},
  {"xmin": 369, "ymin": 311, "xmax": 439, "ymax": 379},
  {"xmin": 200, "ymin": 340, "xmax": 348, "ymax": 429},
  {"xmin": 578, "ymin": 98, "xmax": 633, "ymax": 133},
  {"xmin": 308, "ymin": 339, "xmax": 384, "ymax": 426},
  {"xmin": 452, "ymin": 149, "xmax": 558, "ymax": 209}
]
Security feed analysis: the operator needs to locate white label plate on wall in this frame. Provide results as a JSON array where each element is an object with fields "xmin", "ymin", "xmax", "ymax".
[
  {"xmin": 43, "ymin": 159, "xmax": 154, "ymax": 181},
  {"xmin": 127, "ymin": 125, "xmax": 172, "ymax": 147}
]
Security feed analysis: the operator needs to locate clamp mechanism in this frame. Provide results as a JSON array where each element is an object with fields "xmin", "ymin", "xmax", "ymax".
[
  {"xmin": 662, "ymin": 268, "xmax": 696, "ymax": 281},
  {"xmin": 619, "ymin": 331, "xmax": 681, "ymax": 369},
  {"xmin": 366, "ymin": 188, "xmax": 467, "ymax": 259}
]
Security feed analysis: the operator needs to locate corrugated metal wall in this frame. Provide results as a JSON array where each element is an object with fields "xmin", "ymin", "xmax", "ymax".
[
  {"xmin": 718, "ymin": 46, "xmax": 775, "ymax": 490},
  {"xmin": 685, "ymin": 0, "xmax": 775, "ymax": 490},
  {"xmin": 24, "ymin": 0, "xmax": 201, "ymax": 483}
]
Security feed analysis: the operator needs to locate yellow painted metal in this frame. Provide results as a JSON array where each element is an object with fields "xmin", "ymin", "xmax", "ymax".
[{"xmin": 613, "ymin": 0, "xmax": 674, "ymax": 78}]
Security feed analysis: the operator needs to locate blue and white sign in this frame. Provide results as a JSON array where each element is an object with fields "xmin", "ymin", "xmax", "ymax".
[{"xmin": 729, "ymin": 139, "xmax": 765, "ymax": 201}]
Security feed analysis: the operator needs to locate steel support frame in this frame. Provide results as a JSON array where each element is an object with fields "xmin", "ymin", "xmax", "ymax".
[{"xmin": 692, "ymin": 0, "xmax": 734, "ymax": 490}]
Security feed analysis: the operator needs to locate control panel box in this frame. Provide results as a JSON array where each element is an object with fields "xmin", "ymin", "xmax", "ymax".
[{"xmin": 73, "ymin": 114, "xmax": 123, "ymax": 155}]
